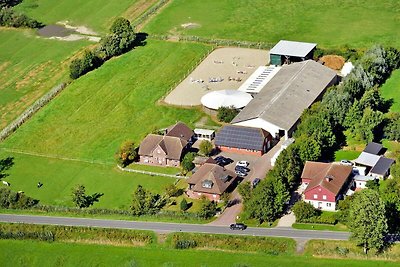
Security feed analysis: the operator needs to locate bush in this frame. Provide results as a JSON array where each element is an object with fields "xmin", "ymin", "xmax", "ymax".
[
  {"xmin": 217, "ymin": 106, "xmax": 239, "ymax": 123},
  {"xmin": 0, "ymin": 188, "xmax": 39, "ymax": 209},
  {"xmin": 0, "ymin": 8, "xmax": 43, "ymax": 28},
  {"xmin": 115, "ymin": 140, "xmax": 138, "ymax": 167},
  {"xmin": 180, "ymin": 198, "xmax": 188, "ymax": 211},
  {"xmin": 181, "ymin": 152, "xmax": 196, "ymax": 173},
  {"xmin": 199, "ymin": 140, "xmax": 213, "ymax": 156},
  {"xmin": 198, "ymin": 198, "xmax": 217, "ymax": 219},
  {"xmin": 175, "ymin": 239, "xmax": 197, "ymax": 249},
  {"xmin": 292, "ymin": 201, "xmax": 320, "ymax": 222},
  {"xmin": 69, "ymin": 50, "xmax": 102, "ymax": 79}
]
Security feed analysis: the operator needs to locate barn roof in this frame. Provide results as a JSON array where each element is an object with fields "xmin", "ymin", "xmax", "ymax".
[
  {"xmin": 232, "ymin": 60, "xmax": 337, "ymax": 130},
  {"xmin": 370, "ymin": 157, "xmax": 395, "ymax": 175},
  {"xmin": 215, "ymin": 125, "xmax": 270, "ymax": 151},
  {"xmin": 354, "ymin": 152, "xmax": 381, "ymax": 167},
  {"xmin": 363, "ymin": 142, "xmax": 383, "ymax": 155},
  {"xmin": 270, "ymin": 40, "xmax": 317, "ymax": 57}
]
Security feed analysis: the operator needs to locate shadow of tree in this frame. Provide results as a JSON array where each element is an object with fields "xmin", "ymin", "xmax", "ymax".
[{"xmin": 0, "ymin": 156, "xmax": 14, "ymax": 179}]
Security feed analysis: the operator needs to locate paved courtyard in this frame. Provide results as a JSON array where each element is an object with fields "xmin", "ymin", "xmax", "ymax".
[{"xmin": 164, "ymin": 47, "xmax": 269, "ymax": 106}]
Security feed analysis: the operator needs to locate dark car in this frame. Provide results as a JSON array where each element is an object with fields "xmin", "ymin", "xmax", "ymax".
[
  {"xmin": 215, "ymin": 156, "xmax": 232, "ymax": 166},
  {"xmin": 235, "ymin": 165, "xmax": 250, "ymax": 172},
  {"xmin": 230, "ymin": 223, "xmax": 247, "ymax": 230},
  {"xmin": 252, "ymin": 178, "xmax": 261, "ymax": 188}
]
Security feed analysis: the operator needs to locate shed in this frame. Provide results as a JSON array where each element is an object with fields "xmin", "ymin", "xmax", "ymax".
[{"xmin": 270, "ymin": 40, "xmax": 317, "ymax": 66}]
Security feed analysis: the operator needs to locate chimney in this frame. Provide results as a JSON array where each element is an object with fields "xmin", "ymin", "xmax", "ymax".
[{"xmin": 325, "ymin": 175, "xmax": 334, "ymax": 182}]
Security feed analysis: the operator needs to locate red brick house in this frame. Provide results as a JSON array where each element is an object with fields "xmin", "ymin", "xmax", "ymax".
[
  {"xmin": 138, "ymin": 122, "xmax": 194, "ymax": 167},
  {"xmin": 215, "ymin": 125, "xmax": 272, "ymax": 156},
  {"xmin": 186, "ymin": 163, "xmax": 237, "ymax": 201},
  {"xmin": 301, "ymin": 161, "xmax": 352, "ymax": 211}
]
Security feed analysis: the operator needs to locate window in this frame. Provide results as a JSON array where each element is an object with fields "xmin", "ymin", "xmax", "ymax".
[
  {"xmin": 323, "ymin": 195, "xmax": 327, "ymax": 200},
  {"xmin": 326, "ymin": 203, "xmax": 332, "ymax": 207},
  {"xmin": 313, "ymin": 194, "xmax": 318, "ymax": 199}
]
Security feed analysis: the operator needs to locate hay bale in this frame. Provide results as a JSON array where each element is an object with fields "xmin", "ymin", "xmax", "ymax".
[{"xmin": 320, "ymin": 55, "xmax": 345, "ymax": 70}]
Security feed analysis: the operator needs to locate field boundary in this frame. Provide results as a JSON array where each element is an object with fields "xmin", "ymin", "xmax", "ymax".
[
  {"xmin": 117, "ymin": 165, "xmax": 186, "ymax": 179},
  {"xmin": 132, "ymin": 0, "xmax": 170, "ymax": 31},
  {"xmin": 0, "ymin": 83, "xmax": 66, "ymax": 142}
]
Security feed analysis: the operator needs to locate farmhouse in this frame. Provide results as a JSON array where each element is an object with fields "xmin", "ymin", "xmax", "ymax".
[
  {"xmin": 215, "ymin": 125, "xmax": 272, "ymax": 156},
  {"xmin": 269, "ymin": 40, "xmax": 317, "ymax": 66},
  {"xmin": 301, "ymin": 161, "xmax": 353, "ymax": 211},
  {"xmin": 186, "ymin": 162, "xmax": 237, "ymax": 201},
  {"xmin": 138, "ymin": 122, "xmax": 193, "ymax": 167},
  {"xmin": 232, "ymin": 60, "xmax": 338, "ymax": 139}
]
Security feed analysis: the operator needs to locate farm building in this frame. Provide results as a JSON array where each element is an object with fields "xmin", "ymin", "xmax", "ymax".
[
  {"xmin": 200, "ymin": 90, "xmax": 253, "ymax": 111},
  {"xmin": 232, "ymin": 60, "xmax": 338, "ymax": 139},
  {"xmin": 269, "ymin": 40, "xmax": 317, "ymax": 66},
  {"xmin": 194, "ymin": 128, "xmax": 215, "ymax": 141},
  {"xmin": 237, "ymin": 65, "xmax": 281, "ymax": 95},
  {"xmin": 215, "ymin": 125, "xmax": 272, "ymax": 156},
  {"xmin": 186, "ymin": 162, "xmax": 237, "ymax": 201}
]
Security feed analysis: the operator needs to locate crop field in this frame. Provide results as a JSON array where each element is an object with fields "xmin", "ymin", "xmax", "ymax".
[
  {"xmin": 381, "ymin": 69, "xmax": 400, "ymax": 113},
  {"xmin": 14, "ymin": 0, "xmax": 154, "ymax": 33},
  {"xmin": 143, "ymin": 0, "xmax": 400, "ymax": 48},
  {"xmin": 1, "ymin": 240, "xmax": 398, "ymax": 267},
  {"xmin": 0, "ymin": 29, "xmax": 88, "ymax": 129}
]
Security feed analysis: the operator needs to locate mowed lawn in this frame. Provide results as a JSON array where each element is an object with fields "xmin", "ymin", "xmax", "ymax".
[
  {"xmin": 1, "ymin": 40, "xmax": 210, "ymax": 163},
  {"xmin": 1, "ymin": 240, "xmax": 398, "ymax": 267},
  {"xmin": 143, "ymin": 0, "xmax": 400, "ymax": 48},
  {"xmin": 381, "ymin": 69, "xmax": 400, "ymax": 112},
  {"xmin": 0, "ymin": 29, "xmax": 87, "ymax": 129},
  {"xmin": 0, "ymin": 151, "xmax": 176, "ymax": 209},
  {"xmin": 14, "ymin": 0, "xmax": 146, "ymax": 33}
]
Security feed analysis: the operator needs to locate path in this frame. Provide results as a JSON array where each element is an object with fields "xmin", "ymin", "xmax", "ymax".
[
  {"xmin": 208, "ymin": 138, "xmax": 286, "ymax": 226},
  {"xmin": 0, "ymin": 214, "xmax": 350, "ymax": 240}
]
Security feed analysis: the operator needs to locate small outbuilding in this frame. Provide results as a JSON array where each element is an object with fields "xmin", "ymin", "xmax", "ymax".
[
  {"xmin": 269, "ymin": 40, "xmax": 317, "ymax": 66},
  {"xmin": 215, "ymin": 125, "xmax": 272, "ymax": 156}
]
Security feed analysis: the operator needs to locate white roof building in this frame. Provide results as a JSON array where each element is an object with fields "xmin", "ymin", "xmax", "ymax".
[
  {"xmin": 201, "ymin": 90, "xmax": 253, "ymax": 110},
  {"xmin": 341, "ymin": 62, "xmax": 354, "ymax": 77},
  {"xmin": 270, "ymin": 40, "xmax": 317, "ymax": 58}
]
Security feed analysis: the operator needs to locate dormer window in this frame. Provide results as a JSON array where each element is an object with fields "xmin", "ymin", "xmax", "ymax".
[{"xmin": 202, "ymin": 179, "xmax": 213, "ymax": 189}]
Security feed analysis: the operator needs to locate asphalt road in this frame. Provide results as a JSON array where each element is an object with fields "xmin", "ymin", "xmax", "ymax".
[{"xmin": 0, "ymin": 214, "xmax": 350, "ymax": 240}]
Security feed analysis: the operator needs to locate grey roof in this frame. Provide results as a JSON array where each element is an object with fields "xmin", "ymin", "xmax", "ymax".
[
  {"xmin": 370, "ymin": 157, "xmax": 395, "ymax": 175},
  {"xmin": 363, "ymin": 142, "xmax": 383, "ymax": 155},
  {"xmin": 232, "ymin": 60, "xmax": 337, "ymax": 130},
  {"xmin": 354, "ymin": 152, "xmax": 381, "ymax": 167},
  {"xmin": 353, "ymin": 175, "xmax": 376, "ymax": 182},
  {"xmin": 215, "ymin": 125, "xmax": 269, "ymax": 151},
  {"xmin": 270, "ymin": 40, "xmax": 317, "ymax": 57}
]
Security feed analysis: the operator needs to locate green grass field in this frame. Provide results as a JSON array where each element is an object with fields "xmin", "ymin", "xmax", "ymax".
[
  {"xmin": 1, "ymin": 239, "xmax": 398, "ymax": 267},
  {"xmin": 0, "ymin": 151, "xmax": 176, "ymax": 209},
  {"xmin": 292, "ymin": 223, "xmax": 348, "ymax": 232},
  {"xmin": 143, "ymin": 0, "xmax": 400, "ymax": 48},
  {"xmin": 381, "ymin": 69, "xmax": 400, "ymax": 113},
  {"xmin": 14, "ymin": 0, "xmax": 145, "ymax": 33},
  {"xmin": 0, "ymin": 29, "xmax": 88, "ymax": 129},
  {"xmin": 334, "ymin": 149, "xmax": 361, "ymax": 161},
  {"xmin": 1, "ymin": 40, "xmax": 211, "ymax": 163}
]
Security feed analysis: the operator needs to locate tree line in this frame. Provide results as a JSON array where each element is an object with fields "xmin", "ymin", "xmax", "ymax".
[
  {"xmin": 0, "ymin": 0, "xmax": 43, "ymax": 28},
  {"xmin": 69, "ymin": 17, "xmax": 144, "ymax": 80}
]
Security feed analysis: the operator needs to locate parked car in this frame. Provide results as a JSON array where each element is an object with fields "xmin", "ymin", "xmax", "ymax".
[
  {"xmin": 340, "ymin": 159, "xmax": 353, "ymax": 166},
  {"xmin": 235, "ymin": 170, "xmax": 247, "ymax": 177},
  {"xmin": 235, "ymin": 165, "xmax": 250, "ymax": 172},
  {"xmin": 215, "ymin": 156, "xmax": 232, "ymax": 166},
  {"xmin": 252, "ymin": 178, "xmax": 261, "ymax": 188},
  {"xmin": 230, "ymin": 223, "xmax": 247, "ymax": 230},
  {"xmin": 236, "ymin": 160, "xmax": 249, "ymax": 167}
]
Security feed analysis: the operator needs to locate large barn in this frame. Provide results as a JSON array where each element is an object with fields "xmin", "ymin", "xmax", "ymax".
[
  {"xmin": 231, "ymin": 60, "xmax": 338, "ymax": 139},
  {"xmin": 269, "ymin": 40, "xmax": 317, "ymax": 66}
]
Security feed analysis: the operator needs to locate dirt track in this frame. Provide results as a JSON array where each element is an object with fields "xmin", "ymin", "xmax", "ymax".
[{"xmin": 164, "ymin": 47, "xmax": 269, "ymax": 106}]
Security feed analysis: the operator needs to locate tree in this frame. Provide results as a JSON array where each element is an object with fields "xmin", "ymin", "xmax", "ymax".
[
  {"xmin": 295, "ymin": 137, "xmax": 321, "ymax": 163},
  {"xmin": 131, "ymin": 185, "xmax": 166, "ymax": 216},
  {"xmin": 198, "ymin": 197, "xmax": 217, "ymax": 219},
  {"xmin": 238, "ymin": 181, "xmax": 252, "ymax": 203},
  {"xmin": 365, "ymin": 179, "xmax": 380, "ymax": 191},
  {"xmin": 292, "ymin": 201, "xmax": 319, "ymax": 222},
  {"xmin": 217, "ymin": 106, "xmax": 239, "ymax": 123},
  {"xmin": 180, "ymin": 198, "xmax": 188, "ymax": 211},
  {"xmin": 69, "ymin": 50, "xmax": 102, "ymax": 79},
  {"xmin": 349, "ymin": 190, "xmax": 388, "ymax": 254},
  {"xmin": 384, "ymin": 113, "xmax": 400, "ymax": 141},
  {"xmin": 321, "ymin": 89, "xmax": 352, "ymax": 126},
  {"xmin": 379, "ymin": 178, "xmax": 400, "ymax": 233},
  {"xmin": 165, "ymin": 184, "xmax": 181, "ymax": 198},
  {"xmin": 271, "ymin": 145, "xmax": 302, "ymax": 190},
  {"xmin": 352, "ymin": 107, "xmax": 383, "ymax": 143},
  {"xmin": 344, "ymin": 100, "xmax": 363, "ymax": 130},
  {"xmin": 359, "ymin": 87, "xmax": 385, "ymax": 112},
  {"xmin": 0, "ymin": 0, "xmax": 22, "ymax": 8},
  {"xmin": 115, "ymin": 140, "xmax": 137, "ymax": 167},
  {"xmin": 71, "ymin": 184, "xmax": 103, "ymax": 208},
  {"xmin": 341, "ymin": 65, "xmax": 373, "ymax": 99},
  {"xmin": 0, "ymin": 188, "xmax": 38, "ymax": 209},
  {"xmin": 181, "ymin": 152, "xmax": 196, "ymax": 173},
  {"xmin": 0, "ymin": 156, "xmax": 14, "ymax": 180},
  {"xmin": 199, "ymin": 140, "xmax": 213, "ymax": 156}
]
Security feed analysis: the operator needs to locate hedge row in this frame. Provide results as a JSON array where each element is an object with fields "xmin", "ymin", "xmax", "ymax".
[
  {"xmin": 0, "ymin": 7, "xmax": 42, "ymax": 28},
  {"xmin": 0, "ymin": 223, "xmax": 155, "ymax": 245},
  {"xmin": 167, "ymin": 232, "xmax": 295, "ymax": 255}
]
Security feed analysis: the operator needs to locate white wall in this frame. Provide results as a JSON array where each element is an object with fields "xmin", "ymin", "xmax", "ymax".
[
  {"xmin": 306, "ymin": 199, "xmax": 336, "ymax": 211},
  {"xmin": 233, "ymin": 118, "xmax": 283, "ymax": 139}
]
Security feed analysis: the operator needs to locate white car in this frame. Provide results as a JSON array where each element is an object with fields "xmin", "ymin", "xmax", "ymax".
[
  {"xmin": 236, "ymin": 160, "xmax": 249, "ymax": 167},
  {"xmin": 340, "ymin": 159, "xmax": 353, "ymax": 166}
]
